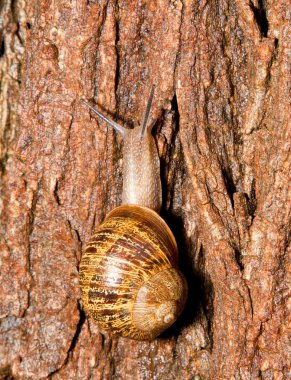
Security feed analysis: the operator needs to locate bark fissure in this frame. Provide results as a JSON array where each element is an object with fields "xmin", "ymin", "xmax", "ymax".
[
  {"xmin": 0, "ymin": 38, "xmax": 5, "ymax": 58},
  {"xmin": 53, "ymin": 180, "xmax": 61, "ymax": 206},
  {"xmin": 249, "ymin": 0, "xmax": 269, "ymax": 38},
  {"xmin": 114, "ymin": 3, "xmax": 120, "ymax": 98}
]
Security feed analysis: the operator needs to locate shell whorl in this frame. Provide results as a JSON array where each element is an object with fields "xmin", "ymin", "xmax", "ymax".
[
  {"xmin": 79, "ymin": 205, "xmax": 187, "ymax": 340},
  {"xmin": 132, "ymin": 268, "xmax": 187, "ymax": 337}
]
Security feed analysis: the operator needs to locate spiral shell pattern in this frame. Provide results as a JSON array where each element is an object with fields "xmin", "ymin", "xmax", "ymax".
[{"xmin": 79, "ymin": 205, "xmax": 187, "ymax": 340}]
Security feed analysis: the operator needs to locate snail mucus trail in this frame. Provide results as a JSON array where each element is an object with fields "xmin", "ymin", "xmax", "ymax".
[{"xmin": 79, "ymin": 87, "xmax": 188, "ymax": 340}]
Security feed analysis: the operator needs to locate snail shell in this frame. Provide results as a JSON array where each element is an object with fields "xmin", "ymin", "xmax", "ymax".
[{"xmin": 79, "ymin": 205, "xmax": 187, "ymax": 340}]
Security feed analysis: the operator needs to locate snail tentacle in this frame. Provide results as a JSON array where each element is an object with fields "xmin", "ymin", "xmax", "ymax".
[
  {"xmin": 140, "ymin": 85, "xmax": 155, "ymax": 137},
  {"xmin": 80, "ymin": 99, "xmax": 127, "ymax": 137}
]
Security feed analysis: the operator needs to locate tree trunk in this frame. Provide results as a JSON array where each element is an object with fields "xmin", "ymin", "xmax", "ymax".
[{"xmin": 0, "ymin": 1, "xmax": 289, "ymax": 379}]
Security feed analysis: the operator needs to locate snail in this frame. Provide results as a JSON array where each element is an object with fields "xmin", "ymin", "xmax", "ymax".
[{"xmin": 78, "ymin": 87, "xmax": 187, "ymax": 340}]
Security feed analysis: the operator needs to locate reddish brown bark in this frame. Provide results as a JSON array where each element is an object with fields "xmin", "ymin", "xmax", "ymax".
[{"xmin": 0, "ymin": 1, "xmax": 289, "ymax": 379}]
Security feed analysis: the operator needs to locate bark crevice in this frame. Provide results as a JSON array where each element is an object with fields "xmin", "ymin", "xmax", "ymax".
[{"xmin": 249, "ymin": 0, "xmax": 269, "ymax": 38}]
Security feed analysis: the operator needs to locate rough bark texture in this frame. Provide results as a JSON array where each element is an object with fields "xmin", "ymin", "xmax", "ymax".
[{"xmin": 0, "ymin": 1, "xmax": 290, "ymax": 379}]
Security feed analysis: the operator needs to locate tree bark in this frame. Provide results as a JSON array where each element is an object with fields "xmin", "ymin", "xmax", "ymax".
[{"xmin": 0, "ymin": 1, "xmax": 289, "ymax": 379}]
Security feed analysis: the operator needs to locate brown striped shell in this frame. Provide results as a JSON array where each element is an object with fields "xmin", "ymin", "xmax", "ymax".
[{"xmin": 79, "ymin": 205, "xmax": 188, "ymax": 340}]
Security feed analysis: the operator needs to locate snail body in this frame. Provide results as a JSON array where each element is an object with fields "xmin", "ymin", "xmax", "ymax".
[{"xmin": 79, "ymin": 88, "xmax": 187, "ymax": 340}]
